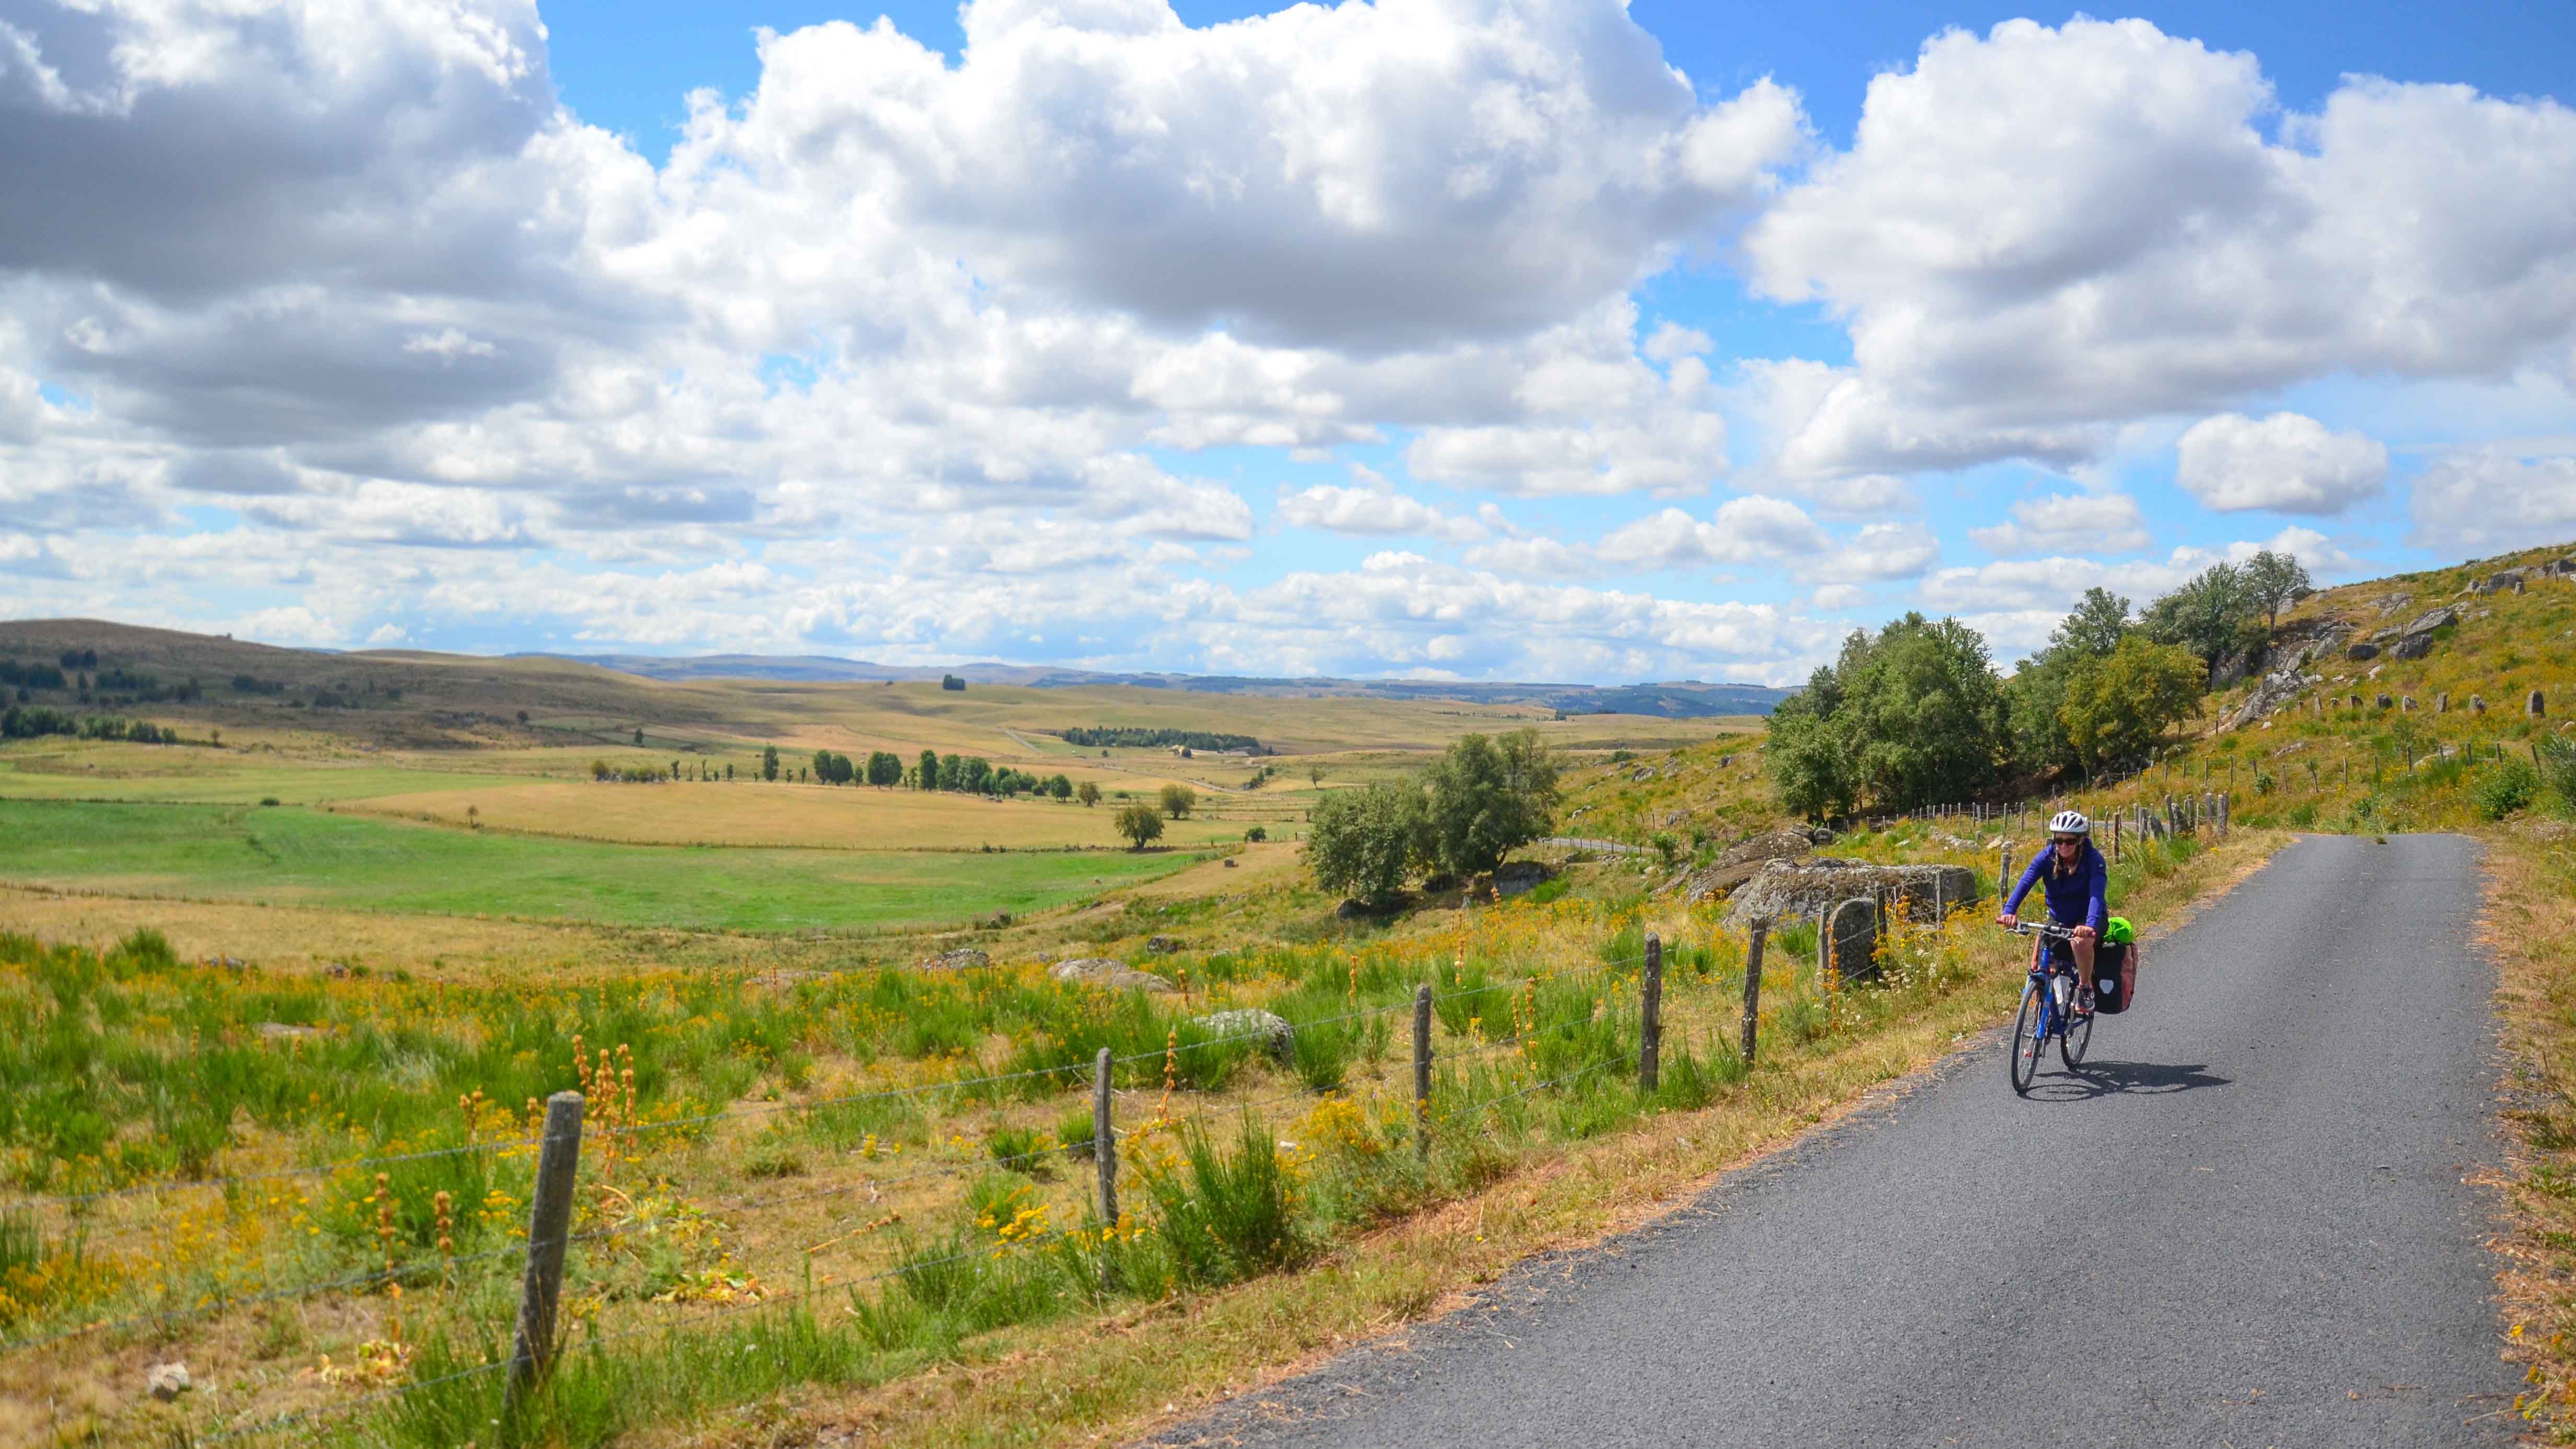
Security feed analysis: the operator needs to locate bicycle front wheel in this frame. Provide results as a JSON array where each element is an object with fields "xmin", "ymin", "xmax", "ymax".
[
  {"xmin": 2060, "ymin": 993, "xmax": 2094, "ymax": 1069},
  {"xmin": 2009, "ymin": 984, "xmax": 2043, "ymax": 1095}
]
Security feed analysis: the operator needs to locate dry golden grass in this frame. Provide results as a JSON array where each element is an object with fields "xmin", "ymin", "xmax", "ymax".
[{"xmin": 2478, "ymin": 822, "xmax": 2576, "ymax": 1439}]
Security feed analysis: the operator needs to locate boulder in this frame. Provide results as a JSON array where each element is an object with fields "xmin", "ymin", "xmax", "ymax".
[
  {"xmin": 1492, "ymin": 860, "xmax": 1553, "ymax": 898},
  {"xmin": 255, "ymin": 1022, "xmax": 319, "ymax": 1042},
  {"xmin": 1722, "ymin": 858, "xmax": 1983, "ymax": 930},
  {"xmin": 1143, "ymin": 935, "xmax": 1183, "ymax": 956},
  {"xmin": 1051, "ymin": 958, "xmax": 1178, "ymax": 993},
  {"xmin": 2403, "ymin": 605, "xmax": 2458, "ymax": 636},
  {"xmin": 2390, "ymin": 632, "xmax": 2434, "ymax": 661},
  {"xmin": 2219, "ymin": 670, "xmax": 2320, "ymax": 731},
  {"xmin": 1193, "ymin": 1009, "xmax": 1293, "ymax": 1061},
  {"xmin": 2473, "ymin": 568, "xmax": 2531, "ymax": 595},
  {"xmin": 915, "ymin": 948, "xmax": 989, "ymax": 972},
  {"xmin": 1824, "ymin": 897, "xmax": 1882, "ymax": 981},
  {"xmin": 2344, "ymin": 641, "xmax": 2380, "ymax": 661},
  {"xmin": 146, "ymin": 1363, "xmax": 191, "ymax": 1401}
]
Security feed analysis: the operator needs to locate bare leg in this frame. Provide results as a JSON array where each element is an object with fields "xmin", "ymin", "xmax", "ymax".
[{"xmin": 2073, "ymin": 927, "xmax": 2097, "ymax": 1006}]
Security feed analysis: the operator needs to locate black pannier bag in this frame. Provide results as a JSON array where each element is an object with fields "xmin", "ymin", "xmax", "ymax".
[{"xmin": 2090, "ymin": 941, "xmax": 2133, "ymax": 1014}]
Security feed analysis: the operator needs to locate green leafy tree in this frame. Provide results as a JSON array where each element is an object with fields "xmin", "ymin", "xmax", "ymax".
[
  {"xmin": 918, "ymin": 750, "xmax": 939, "ymax": 790},
  {"xmin": 760, "ymin": 745, "xmax": 779, "ymax": 781},
  {"xmin": 2058, "ymin": 636, "xmax": 2206, "ymax": 768},
  {"xmin": 2003, "ymin": 588, "xmax": 2133, "ymax": 775},
  {"xmin": 1421, "ymin": 728, "xmax": 1560, "ymax": 877},
  {"xmin": 1765, "ymin": 615, "xmax": 2008, "ymax": 818},
  {"xmin": 1112, "ymin": 801, "xmax": 1165, "ymax": 849},
  {"xmin": 1764, "ymin": 663, "xmax": 1858, "ymax": 822},
  {"xmin": 812, "ymin": 749, "xmax": 835, "ymax": 784},
  {"xmin": 1076, "ymin": 780, "xmax": 1102, "ymax": 807},
  {"xmin": 1048, "ymin": 774, "xmax": 1073, "ymax": 800},
  {"xmin": 633, "ymin": 727, "xmax": 644, "ymax": 745},
  {"xmin": 2240, "ymin": 548, "xmax": 2312, "ymax": 629},
  {"xmin": 938, "ymin": 754, "xmax": 964, "ymax": 791},
  {"xmin": 962, "ymin": 757, "xmax": 993, "ymax": 794},
  {"xmin": 1158, "ymin": 783, "xmax": 1198, "ymax": 819},
  {"xmin": 1306, "ymin": 781, "xmax": 1428, "ymax": 907},
  {"xmin": 2141, "ymin": 562, "xmax": 2265, "ymax": 680}
]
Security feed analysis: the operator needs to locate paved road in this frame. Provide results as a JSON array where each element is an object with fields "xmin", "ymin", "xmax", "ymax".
[{"xmin": 1159, "ymin": 834, "xmax": 2516, "ymax": 1448}]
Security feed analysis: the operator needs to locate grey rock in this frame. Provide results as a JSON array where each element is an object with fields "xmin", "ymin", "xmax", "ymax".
[
  {"xmin": 2471, "ymin": 695, "xmax": 2488, "ymax": 714},
  {"xmin": 1050, "ymin": 958, "xmax": 1179, "ymax": 993},
  {"xmin": 2534, "ymin": 689, "xmax": 2549, "ymax": 718},
  {"xmin": 2403, "ymin": 605, "xmax": 2458, "ymax": 635},
  {"xmin": 2401, "ymin": 696, "xmax": 2417, "ymax": 711},
  {"xmin": 1721, "ymin": 828, "xmax": 1821, "ymax": 868},
  {"xmin": 146, "ymin": 1363, "xmax": 190, "ymax": 1401},
  {"xmin": 2220, "ymin": 670, "xmax": 2318, "ymax": 731},
  {"xmin": 1193, "ymin": 1008, "xmax": 1294, "ymax": 1061},
  {"xmin": 2344, "ymin": 641, "xmax": 2379, "ymax": 661},
  {"xmin": 2475, "ymin": 568, "xmax": 2531, "ymax": 595},
  {"xmin": 1144, "ymin": 935, "xmax": 1183, "ymax": 956},
  {"xmin": 256, "ymin": 1022, "xmax": 319, "ymax": 1041},
  {"xmin": 915, "ymin": 948, "xmax": 990, "ymax": 972},
  {"xmin": 1492, "ymin": 860, "xmax": 1554, "ymax": 899},
  {"xmin": 2376, "ymin": 693, "xmax": 2394, "ymax": 710},
  {"xmin": 1722, "ymin": 859, "xmax": 1983, "ymax": 930},
  {"xmin": 2390, "ymin": 632, "xmax": 2433, "ymax": 661}
]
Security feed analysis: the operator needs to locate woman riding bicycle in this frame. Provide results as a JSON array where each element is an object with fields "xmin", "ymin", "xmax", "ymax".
[{"xmin": 1997, "ymin": 810, "xmax": 2107, "ymax": 1010}]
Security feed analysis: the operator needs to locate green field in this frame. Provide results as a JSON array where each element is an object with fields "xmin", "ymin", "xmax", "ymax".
[
  {"xmin": 0, "ymin": 754, "xmax": 523, "ymax": 803},
  {"xmin": 0, "ymin": 799, "xmax": 1203, "ymax": 932}
]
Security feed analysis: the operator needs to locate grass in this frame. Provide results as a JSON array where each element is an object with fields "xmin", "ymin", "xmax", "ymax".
[{"xmin": 0, "ymin": 799, "xmax": 1205, "ymax": 933}]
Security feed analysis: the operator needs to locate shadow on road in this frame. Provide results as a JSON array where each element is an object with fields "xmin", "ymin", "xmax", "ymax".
[{"xmin": 2024, "ymin": 1060, "xmax": 2232, "ymax": 1101}]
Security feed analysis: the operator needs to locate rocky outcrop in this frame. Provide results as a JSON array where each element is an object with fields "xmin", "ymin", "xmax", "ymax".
[
  {"xmin": 1492, "ymin": 860, "xmax": 1553, "ymax": 898},
  {"xmin": 2220, "ymin": 670, "xmax": 2322, "ymax": 731},
  {"xmin": 2473, "ymin": 568, "xmax": 2532, "ymax": 595},
  {"xmin": 1144, "ymin": 935, "xmax": 1184, "ymax": 956},
  {"xmin": 2389, "ymin": 605, "xmax": 2457, "ymax": 661},
  {"xmin": 916, "ymin": 948, "xmax": 990, "ymax": 972},
  {"xmin": 1193, "ymin": 1009, "xmax": 1293, "ymax": 1061},
  {"xmin": 1051, "ymin": 958, "xmax": 1178, "ymax": 993},
  {"xmin": 2345, "ymin": 641, "xmax": 2380, "ymax": 661},
  {"xmin": 1721, "ymin": 858, "xmax": 1983, "ymax": 929},
  {"xmin": 1672, "ymin": 828, "xmax": 1819, "ymax": 904}
]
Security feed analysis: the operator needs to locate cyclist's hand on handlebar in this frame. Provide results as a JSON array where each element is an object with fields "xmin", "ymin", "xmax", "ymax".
[
  {"xmin": 1997, "ymin": 911, "xmax": 2018, "ymax": 929},
  {"xmin": 2072, "ymin": 924, "xmax": 2096, "ymax": 942}
]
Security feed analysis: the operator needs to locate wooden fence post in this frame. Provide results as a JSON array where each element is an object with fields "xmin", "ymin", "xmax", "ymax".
[
  {"xmin": 1412, "ymin": 984, "xmax": 1433, "ymax": 1158},
  {"xmin": 506, "ymin": 1090, "xmax": 584, "ymax": 1418},
  {"xmin": 1740, "ymin": 922, "xmax": 1767, "ymax": 1068},
  {"xmin": 1093, "ymin": 1049, "xmax": 1117, "ymax": 1228},
  {"xmin": 2110, "ymin": 813, "xmax": 2121, "ymax": 862},
  {"xmin": 1640, "ymin": 933, "xmax": 1662, "ymax": 1093}
]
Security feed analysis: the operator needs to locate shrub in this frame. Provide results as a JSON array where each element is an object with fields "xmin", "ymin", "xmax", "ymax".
[
  {"xmin": 2477, "ymin": 760, "xmax": 2540, "ymax": 820},
  {"xmin": 2538, "ymin": 737, "xmax": 2576, "ymax": 816},
  {"xmin": 1137, "ymin": 1116, "xmax": 1308, "ymax": 1288}
]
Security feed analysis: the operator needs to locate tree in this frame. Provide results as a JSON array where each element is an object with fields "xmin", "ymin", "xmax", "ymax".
[
  {"xmin": 1158, "ymin": 783, "xmax": 1198, "ymax": 819},
  {"xmin": 1421, "ymin": 729, "xmax": 1561, "ymax": 878},
  {"xmin": 724, "ymin": 763, "xmax": 733, "ymax": 781},
  {"xmin": 1764, "ymin": 615, "xmax": 2008, "ymax": 817},
  {"xmin": 2058, "ymin": 636, "xmax": 2207, "ymax": 769},
  {"xmin": 1308, "ymin": 765, "xmax": 1324, "ymax": 786},
  {"xmin": 938, "ymin": 754, "xmax": 964, "ymax": 791},
  {"xmin": 761, "ymin": 744, "xmax": 779, "ymax": 781},
  {"xmin": 1306, "ymin": 782, "xmax": 1428, "ymax": 907},
  {"xmin": 867, "ymin": 751, "xmax": 902, "ymax": 787},
  {"xmin": 940, "ymin": 673, "xmax": 965, "ymax": 692},
  {"xmin": 2240, "ymin": 549, "xmax": 2312, "ymax": 628},
  {"xmin": 2141, "ymin": 562, "xmax": 2264, "ymax": 680},
  {"xmin": 1076, "ymin": 780, "xmax": 1102, "ymax": 807},
  {"xmin": 1047, "ymin": 774, "xmax": 1073, "ymax": 800},
  {"xmin": 1112, "ymin": 801, "xmax": 1165, "ymax": 849},
  {"xmin": 812, "ymin": 749, "xmax": 835, "ymax": 784},
  {"xmin": 2003, "ymin": 588, "xmax": 2133, "ymax": 775},
  {"xmin": 918, "ymin": 750, "xmax": 938, "ymax": 790},
  {"xmin": 634, "ymin": 727, "xmax": 645, "ymax": 745},
  {"xmin": 591, "ymin": 758, "xmax": 610, "ymax": 781},
  {"xmin": 961, "ymin": 757, "xmax": 992, "ymax": 794}
]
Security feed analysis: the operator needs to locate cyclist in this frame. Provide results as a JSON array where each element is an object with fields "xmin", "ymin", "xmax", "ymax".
[{"xmin": 1997, "ymin": 810, "xmax": 2107, "ymax": 1011}]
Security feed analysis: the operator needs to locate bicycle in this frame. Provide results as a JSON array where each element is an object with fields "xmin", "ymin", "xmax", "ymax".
[{"xmin": 2001, "ymin": 921, "xmax": 2092, "ymax": 1094}]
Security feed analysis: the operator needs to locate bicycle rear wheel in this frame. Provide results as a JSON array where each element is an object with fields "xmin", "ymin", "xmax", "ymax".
[
  {"xmin": 2060, "ymin": 985, "xmax": 2094, "ymax": 1069},
  {"xmin": 2009, "ymin": 983, "xmax": 2044, "ymax": 1095}
]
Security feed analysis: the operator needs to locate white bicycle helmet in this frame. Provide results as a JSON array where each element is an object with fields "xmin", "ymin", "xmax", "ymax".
[{"xmin": 2048, "ymin": 809, "xmax": 2090, "ymax": 836}]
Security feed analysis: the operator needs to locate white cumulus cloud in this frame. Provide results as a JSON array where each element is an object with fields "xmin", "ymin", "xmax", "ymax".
[{"xmin": 2176, "ymin": 412, "xmax": 2387, "ymax": 514}]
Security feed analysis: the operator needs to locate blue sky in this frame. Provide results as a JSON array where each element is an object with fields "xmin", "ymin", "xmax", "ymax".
[{"xmin": 3, "ymin": 0, "xmax": 2573, "ymax": 681}]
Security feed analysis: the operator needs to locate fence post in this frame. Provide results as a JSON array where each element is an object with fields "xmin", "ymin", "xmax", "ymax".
[
  {"xmin": 1740, "ymin": 922, "xmax": 1767, "ymax": 1068},
  {"xmin": 1999, "ymin": 842, "xmax": 2013, "ymax": 892},
  {"xmin": 505, "ymin": 1090, "xmax": 584, "ymax": 1418},
  {"xmin": 1640, "ymin": 933, "xmax": 1662, "ymax": 1093},
  {"xmin": 1412, "ymin": 984, "xmax": 1433, "ymax": 1158},
  {"xmin": 1092, "ymin": 1049, "xmax": 1117, "ymax": 1228},
  {"xmin": 2110, "ymin": 813, "xmax": 2121, "ymax": 862}
]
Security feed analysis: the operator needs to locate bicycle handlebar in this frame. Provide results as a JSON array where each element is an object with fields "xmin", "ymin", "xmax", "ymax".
[{"xmin": 1998, "ymin": 920, "xmax": 2082, "ymax": 940}]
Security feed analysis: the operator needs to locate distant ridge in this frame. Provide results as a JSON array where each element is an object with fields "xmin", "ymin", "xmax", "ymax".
[{"xmin": 519, "ymin": 652, "xmax": 1789, "ymax": 718}]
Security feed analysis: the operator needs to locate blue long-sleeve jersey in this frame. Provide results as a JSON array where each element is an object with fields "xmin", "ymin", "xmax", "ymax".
[{"xmin": 2003, "ymin": 842, "xmax": 2108, "ymax": 933}]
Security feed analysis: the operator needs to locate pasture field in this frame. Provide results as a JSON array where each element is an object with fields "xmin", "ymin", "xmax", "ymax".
[{"xmin": 0, "ymin": 800, "xmax": 1205, "ymax": 934}]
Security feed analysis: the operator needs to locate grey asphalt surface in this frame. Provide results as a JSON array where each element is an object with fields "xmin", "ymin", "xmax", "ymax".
[{"xmin": 1156, "ymin": 833, "xmax": 2516, "ymax": 1448}]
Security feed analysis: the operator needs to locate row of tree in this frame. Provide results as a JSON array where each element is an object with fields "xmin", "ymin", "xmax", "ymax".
[
  {"xmin": 0, "ymin": 708, "xmax": 190, "ymax": 743},
  {"xmin": 1305, "ymin": 729, "xmax": 1561, "ymax": 905},
  {"xmin": 1056, "ymin": 726, "xmax": 1262, "ymax": 753},
  {"xmin": 1766, "ymin": 551, "xmax": 2310, "ymax": 820}
]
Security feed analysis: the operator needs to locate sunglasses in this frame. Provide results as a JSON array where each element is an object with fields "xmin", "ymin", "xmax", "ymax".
[{"xmin": 2051, "ymin": 835, "xmax": 2083, "ymax": 846}]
